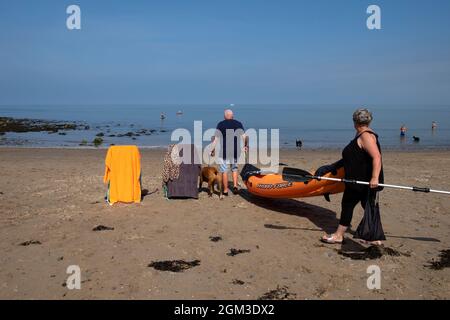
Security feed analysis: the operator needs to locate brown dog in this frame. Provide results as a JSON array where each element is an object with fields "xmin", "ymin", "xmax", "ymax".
[{"xmin": 199, "ymin": 167, "xmax": 223, "ymax": 199}]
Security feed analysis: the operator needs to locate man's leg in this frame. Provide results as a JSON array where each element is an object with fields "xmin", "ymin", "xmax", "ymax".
[
  {"xmin": 231, "ymin": 162, "xmax": 239, "ymax": 193},
  {"xmin": 219, "ymin": 161, "xmax": 229, "ymax": 194},
  {"xmin": 232, "ymin": 171, "xmax": 238, "ymax": 188},
  {"xmin": 222, "ymin": 172, "xmax": 229, "ymax": 193}
]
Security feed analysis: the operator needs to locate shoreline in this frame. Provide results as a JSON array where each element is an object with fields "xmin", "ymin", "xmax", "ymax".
[
  {"xmin": 0, "ymin": 143, "xmax": 450, "ymax": 155},
  {"xmin": 2, "ymin": 145, "xmax": 450, "ymax": 152},
  {"xmin": 2, "ymin": 110, "xmax": 449, "ymax": 151}
]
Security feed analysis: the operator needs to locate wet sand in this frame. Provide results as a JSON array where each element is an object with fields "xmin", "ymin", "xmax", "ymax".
[{"xmin": 0, "ymin": 148, "xmax": 449, "ymax": 299}]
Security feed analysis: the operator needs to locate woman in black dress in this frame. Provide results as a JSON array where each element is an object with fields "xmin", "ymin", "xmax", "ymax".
[{"xmin": 318, "ymin": 108, "xmax": 384, "ymax": 245}]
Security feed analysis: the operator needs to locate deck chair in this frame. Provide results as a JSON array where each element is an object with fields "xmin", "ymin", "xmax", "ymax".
[
  {"xmin": 104, "ymin": 145, "xmax": 141, "ymax": 205},
  {"xmin": 165, "ymin": 144, "xmax": 201, "ymax": 199}
]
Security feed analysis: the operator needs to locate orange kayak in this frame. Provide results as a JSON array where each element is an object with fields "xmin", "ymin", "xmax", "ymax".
[{"xmin": 240, "ymin": 164, "xmax": 345, "ymax": 199}]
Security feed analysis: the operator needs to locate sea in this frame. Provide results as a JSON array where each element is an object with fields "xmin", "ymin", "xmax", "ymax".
[{"xmin": 1, "ymin": 104, "xmax": 449, "ymax": 150}]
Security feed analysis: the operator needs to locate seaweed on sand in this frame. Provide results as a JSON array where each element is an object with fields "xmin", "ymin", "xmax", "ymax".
[
  {"xmin": 148, "ymin": 260, "xmax": 200, "ymax": 272},
  {"xmin": 19, "ymin": 240, "xmax": 42, "ymax": 246},
  {"xmin": 258, "ymin": 286, "xmax": 296, "ymax": 300},
  {"xmin": 92, "ymin": 225, "xmax": 114, "ymax": 231},
  {"xmin": 227, "ymin": 248, "xmax": 251, "ymax": 256},
  {"xmin": 426, "ymin": 249, "xmax": 450, "ymax": 270},
  {"xmin": 209, "ymin": 236, "xmax": 222, "ymax": 242}
]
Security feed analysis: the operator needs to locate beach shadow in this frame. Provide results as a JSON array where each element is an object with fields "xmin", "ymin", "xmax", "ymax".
[
  {"xmin": 264, "ymin": 224, "xmax": 320, "ymax": 231},
  {"xmin": 386, "ymin": 235, "xmax": 440, "ymax": 243},
  {"xmin": 198, "ymin": 187, "xmax": 222, "ymax": 197},
  {"xmin": 339, "ymin": 237, "xmax": 368, "ymax": 252},
  {"xmin": 239, "ymin": 189, "xmax": 339, "ymax": 234},
  {"xmin": 141, "ymin": 188, "xmax": 158, "ymax": 200},
  {"xmin": 337, "ymin": 238, "xmax": 411, "ymax": 260},
  {"xmin": 238, "ymin": 191, "xmax": 440, "ymax": 247}
]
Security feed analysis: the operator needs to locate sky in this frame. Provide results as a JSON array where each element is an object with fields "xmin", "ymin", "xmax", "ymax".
[{"xmin": 0, "ymin": 0, "xmax": 450, "ymax": 105}]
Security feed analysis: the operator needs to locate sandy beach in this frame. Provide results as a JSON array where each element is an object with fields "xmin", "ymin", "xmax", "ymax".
[{"xmin": 0, "ymin": 148, "xmax": 449, "ymax": 300}]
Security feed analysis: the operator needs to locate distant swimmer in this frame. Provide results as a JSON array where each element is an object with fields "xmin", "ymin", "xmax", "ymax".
[
  {"xmin": 400, "ymin": 125, "xmax": 407, "ymax": 136},
  {"xmin": 160, "ymin": 113, "xmax": 166, "ymax": 120},
  {"xmin": 432, "ymin": 121, "xmax": 437, "ymax": 130}
]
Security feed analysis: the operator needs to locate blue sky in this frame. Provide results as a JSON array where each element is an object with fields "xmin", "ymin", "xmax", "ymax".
[{"xmin": 0, "ymin": 0, "xmax": 450, "ymax": 105}]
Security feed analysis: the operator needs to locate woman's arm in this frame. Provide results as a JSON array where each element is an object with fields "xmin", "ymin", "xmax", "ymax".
[{"xmin": 359, "ymin": 133, "xmax": 382, "ymax": 188}]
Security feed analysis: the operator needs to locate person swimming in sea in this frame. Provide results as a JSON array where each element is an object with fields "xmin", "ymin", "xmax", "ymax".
[
  {"xmin": 432, "ymin": 121, "xmax": 437, "ymax": 130},
  {"xmin": 400, "ymin": 125, "xmax": 407, "ymax": 136}
]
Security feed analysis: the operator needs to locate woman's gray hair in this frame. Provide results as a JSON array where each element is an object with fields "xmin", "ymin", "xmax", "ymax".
[{"xmin": 353, "ymin": 108, "xmax": 373, "ymax": 125}]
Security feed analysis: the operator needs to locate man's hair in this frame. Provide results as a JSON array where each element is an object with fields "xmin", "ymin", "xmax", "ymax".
[{"xmin": 224, "ymin": 109, "xmax": 233, "ymax": 119}]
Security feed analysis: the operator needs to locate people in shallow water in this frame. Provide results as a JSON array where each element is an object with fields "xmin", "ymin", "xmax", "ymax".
[
  {"xmin": 315, "ymin": 108, "xmax": 384, "ymax": 245},
  {"xmin": 432, "ymin": 121, "xmax": 437, "ymax": 130},
  {"xmin": 400, "ymin": 124, "xmax": 407, "ymax": 136}
]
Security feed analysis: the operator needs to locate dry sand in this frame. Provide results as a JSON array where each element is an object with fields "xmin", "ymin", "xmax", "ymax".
[{"xmin": 0, "ymin": 148, "xmax": 449, "ymax": 299}]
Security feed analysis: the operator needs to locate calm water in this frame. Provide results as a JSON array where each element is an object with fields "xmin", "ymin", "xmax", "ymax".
[{"xmin": 1, "ymin": 104, "xmax": 449, "ymax": 150}]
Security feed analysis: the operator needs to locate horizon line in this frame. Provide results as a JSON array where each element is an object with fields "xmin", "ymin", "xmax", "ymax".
[{"xmin": 1, "ymin": 103, "xmax": 450, "ymax": 107}]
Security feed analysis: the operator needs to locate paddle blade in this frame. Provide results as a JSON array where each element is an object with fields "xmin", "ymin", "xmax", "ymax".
[
  {"xmin": 240, "ymin": 164, "xmax": 261, "ymax": 182},
  {"xmin": 282, "ymin": 167, "xmax": 313, "ymax": 182}
]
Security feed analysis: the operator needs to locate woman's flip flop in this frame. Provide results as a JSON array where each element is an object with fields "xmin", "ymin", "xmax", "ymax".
[
  {"xmin": 320, "ymin": 234, "xmax": 344, "ymax": 244},
  {"xmin": 357, "ymin": 239, "xmax": 383, "ymax": 246}
]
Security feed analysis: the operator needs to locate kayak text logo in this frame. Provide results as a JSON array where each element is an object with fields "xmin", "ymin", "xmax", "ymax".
[
  {"xmin": 366, "ymin": 265, "xmax": 381, "ymax": 290},
  {"xmin": 171, "ymin": 121, "xmax": 280, "ymax": 173},
  {"xmin": 367, "ymin": 5, "xmax": 381, "ymax": 30},
  {"xmin": 66, "ymin": 5, "xmax": 81, "ymax": 30},
  {"xmin": 66, "ymin": 265, "xmax": 81, "ymax": 290}
]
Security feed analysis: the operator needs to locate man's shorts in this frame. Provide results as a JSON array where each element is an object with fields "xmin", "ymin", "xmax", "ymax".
[{"xmin": 218, "ymin": 159, "xmax": 239, "ymax": 173}]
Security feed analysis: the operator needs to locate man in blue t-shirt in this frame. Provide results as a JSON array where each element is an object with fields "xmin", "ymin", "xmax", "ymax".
[{"xmin": 211, "ymin": 109, "xmax": 248, "ymax": 195}]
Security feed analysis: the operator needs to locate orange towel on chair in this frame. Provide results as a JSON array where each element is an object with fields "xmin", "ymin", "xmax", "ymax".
[{"xmin": 104, "ymin": 145, "xmax": 141, "ymax": 204}]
